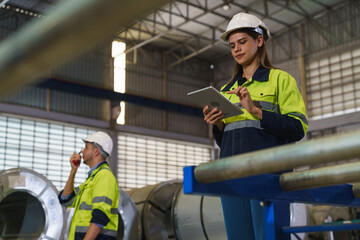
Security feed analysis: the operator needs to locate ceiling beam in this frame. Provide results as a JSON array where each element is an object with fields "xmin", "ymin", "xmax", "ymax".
[
  {"xmin": 122, "ymin": 1, "xmax": 226, "ymax": 55},
  {"xmin": 169, "ymin": 40, "xmax": 221, "ymax": 67},
  {"xmin": 230, "ymin": 1, "xmax": 291, "ymax": 27}
]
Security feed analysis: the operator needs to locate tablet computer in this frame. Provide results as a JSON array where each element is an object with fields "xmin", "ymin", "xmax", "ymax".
[{"xmin": 187, "ymin": 86, "xmax": 243, "ymax": 118}]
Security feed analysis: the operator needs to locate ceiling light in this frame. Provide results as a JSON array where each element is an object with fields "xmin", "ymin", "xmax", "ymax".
[{"xmin": 222, "ymin": 4, "xmax": 230, "ymax": 11}]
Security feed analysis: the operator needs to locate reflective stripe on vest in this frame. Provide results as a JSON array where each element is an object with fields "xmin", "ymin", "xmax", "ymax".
[
  {"xmin": 288, "ymin": 112, "xmax": 308, "ymax": 125},
  {"xmin": 79, "ymin": 202, "xmax": 118, "ymax": 215},
  {"xmin": 233, "ymin": 101, "xmax": 307, "ymax": 126},
  {"xmin": 79, "ymin": 202, "xmax": 92, "ymax": 210},
  {"xmin": 93, "ymin": 196, "xmax": 112, "ymax": 205},
  {"xmin": 224, "ymin": 120, "xmax": 262, "ymax": 132},
  {"xmin": 75, "ymin": 226, "xmax": 118, "ymax": 237}
]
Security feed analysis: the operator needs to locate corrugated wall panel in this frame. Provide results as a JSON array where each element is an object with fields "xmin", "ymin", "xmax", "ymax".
[
  {"xmin": 53, "ymin": 46, "xmax": 112, "ymax": 87},
  {"xmin": 3, "ymin": 46, "xmax": 111, "ymax": 120},
  {"xmin": 3, "ymin": 87, "xmax": 47, "ymax": 109},
  {"xmin": 269, "ymin": 29, "xmax": 300, "ymax": 63},
  {"xmin": 0, "ymin": 7, "xmax": 112, "ymax": 121},
  {"xmin": 50, "ymin": 91, "xmax": 108, "ymax": 120},
  {"xmin": 268, "ymin": 1, "xmax": 360, "ymax": 63},
  {"xmin": 126, "ymin": 64, "xmax": 163, "ymax": 99},
  {"xmin": 49, "ymin": 46, "xmax": 112, "ymax": 120},
  {"xmin": 275, "ymin": 59, "xmax": 301, "ymax": 86},
  {"xmin": 125, "ymin": 46, "xmax": 211, "ymax": 137},
  {"xmin": 125, "ymin": 103, "xmax": 164, "ymax": 130},
  {"xmin": 167, "ymin": 64, "xmax": 210, "ymax": 104},
  {"xmin": 167, "ymin": 111, "xmax": 208, "ymax": 138},
  {"xmin": 305, "ymin": 1, "xmax": 360, "ymax": 55},
  {"xmin": 215, "ymin": 59, "xmax": 235, "ymax": 88}
]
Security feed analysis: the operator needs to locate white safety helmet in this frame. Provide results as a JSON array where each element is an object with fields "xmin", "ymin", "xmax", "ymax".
[
  {"xmin": 219, "ymin": 12, "xmax": 271, "ymax": 42},
  {"xmin": 83, "ymin": 131, "xmax": 113, "ymax": 157}
]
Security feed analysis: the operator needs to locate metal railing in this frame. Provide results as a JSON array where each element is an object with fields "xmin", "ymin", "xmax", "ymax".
[{"xmin": 194, "ymin": 129, "xmax": 360, "ymax": 192}]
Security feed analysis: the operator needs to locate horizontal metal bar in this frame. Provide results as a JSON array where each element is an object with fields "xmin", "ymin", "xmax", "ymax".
[
  {"xmin": 0, "ymin": 103, "xmax": 109, "ymax": 129},
  {"xmin": 183, "ymin": 166, "xmax": 360, "ymax": 208},
  {"xmin": 37, "ymin": 78, "xmax": 202, "ymax": 117},
  {"xmin": 0, "ymin": 0, "xmax": 169, "ymax": 100},
  {"xmin": 280, "ymin": 161, "xmax": 360, "ymax": 191},
  {"xmin": 282, "ymin": 222, "xmax": 360, "ymax": 234},
  {"xmin": 194, "ymin": 129, "xmax": 360, "ymax": 183},
  {"xmin": 308, "ymin": 111, "xmax": 360, "ymax": 132}
]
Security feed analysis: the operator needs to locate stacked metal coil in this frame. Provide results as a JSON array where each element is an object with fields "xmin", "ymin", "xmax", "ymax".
[{"xmin": 0, "ymin": 168, "xmax": 66, "ymax": 239}]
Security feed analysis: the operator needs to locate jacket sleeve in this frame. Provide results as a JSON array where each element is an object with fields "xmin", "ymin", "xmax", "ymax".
[
  {"xmin": 58, "ymin": 186, "xmax": 80, "ymax": 207},
  {"xmin": 212, "ymin": 125, "xmax": 223, "ymax": 147},
  {"xmin": 260, "ymin": 72, "xmax": 308, "ymax": 141}
]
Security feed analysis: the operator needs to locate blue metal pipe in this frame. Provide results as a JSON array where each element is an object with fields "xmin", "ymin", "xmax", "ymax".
[{"xmin": 283, "ymin": 222, "xmax": 360, "ymax": 233}]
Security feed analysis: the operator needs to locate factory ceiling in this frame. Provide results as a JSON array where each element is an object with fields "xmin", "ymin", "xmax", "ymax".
[{"xmin": 2, "ymin": 0, "xmax": 347, "ymax": 66}]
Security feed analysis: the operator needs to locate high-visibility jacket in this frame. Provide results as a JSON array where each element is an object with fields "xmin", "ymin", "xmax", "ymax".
[
  {"xmin": 59, "ymin": 162, "xmax": 119, "ymax": 240},
  {"xmin": 213, "ymin": 65, "xmax": 308, "ymax": 158},
  {"xmin": 214, "ymin": 66, "xmax": 308, "ymax": 240}
]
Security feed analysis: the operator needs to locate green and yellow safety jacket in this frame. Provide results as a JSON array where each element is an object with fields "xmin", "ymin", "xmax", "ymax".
[
  {"xmin": 213, "ymin": 66, "xmax": 308, "ymax": 158},
  {"xmin": 59, "ymin": 162, "xmax": 119, "ymax": 240}
]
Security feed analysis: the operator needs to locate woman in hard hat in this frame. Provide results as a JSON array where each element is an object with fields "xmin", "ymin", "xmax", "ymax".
[{"xmin": 203, "ymin": 13, "xmax": 308, "ymax": 239}]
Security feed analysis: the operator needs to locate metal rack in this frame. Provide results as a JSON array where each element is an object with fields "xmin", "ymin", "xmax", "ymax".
[{"xmin": 183, "ymin": 129, "xmax": 360, "ymax": 240}]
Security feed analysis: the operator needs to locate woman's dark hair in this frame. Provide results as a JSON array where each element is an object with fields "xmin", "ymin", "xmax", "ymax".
[{"xmin": 228, "ymin": 28, "xmax": 275, "ymax": 83}]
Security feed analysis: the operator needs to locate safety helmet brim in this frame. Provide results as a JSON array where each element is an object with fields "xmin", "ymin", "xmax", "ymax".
[
  {"xmin": 82, "ymin": 131, "xmax": 113, "ymax": 157},
  {"xmin": 219, "ymin": 13, "xmax": 271, "ymax": 42}
]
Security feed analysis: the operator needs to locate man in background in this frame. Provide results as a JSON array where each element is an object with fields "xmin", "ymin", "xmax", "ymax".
[{"xmin": 59, "ymin": 131, "xmax": 119, "ymax": 240}]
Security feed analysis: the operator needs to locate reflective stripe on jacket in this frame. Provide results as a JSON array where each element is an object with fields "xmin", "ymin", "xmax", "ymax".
[
  {"xmin": 213, "ymin": 66, "xmax": 308, "ymax": 158},
  {"xmin": 60, "ymin": 162, "xmax": 119, "ymax": 240}
]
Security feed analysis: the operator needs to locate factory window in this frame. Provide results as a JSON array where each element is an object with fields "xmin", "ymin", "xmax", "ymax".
[
  {"xmin": 117, "ymin": 133, "xmax": 211, "ymax": 190},
  {"xmin": 0, "ymin": 114, "xmax": 93, "ymax": 190},
  {"xmin": 307, "ymin": 47, "xmax": 360, "ymax": 120},
  {"xmin": 112, "ymin": 41, "xmax": 126, "ymax": 125}
]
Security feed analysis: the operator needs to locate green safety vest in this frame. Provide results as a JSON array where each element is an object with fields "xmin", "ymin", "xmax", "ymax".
[
  {"xmin": 220, "ymin": 67, "xmax": 308, "ymax": 133},
  {"xmin": 68, "ymin": 163, "xmax": 119, "ymax": 239}
]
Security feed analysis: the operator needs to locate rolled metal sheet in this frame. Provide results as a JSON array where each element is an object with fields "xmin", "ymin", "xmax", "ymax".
[
  {"xmin": 280, "ymin": 161, "xmax": 360, "ymax": 191},
  {"xmin": 195, "ymin": 129, "xmax": 360, "ymax": 183},
  {"xmin": 127, "ymin": 181, "xmax": 309, "ymax": 240},
  {"xmin": 173, "ymin": 186, "xmax": 226, "ymax": 240},
  {"xmin": 128, "ymin": 180, "xmax": 227, "ymax": 240},
  {"xmin": 0, "ymin": 0, "xmax": 169, "ymax": 99},
  {"xmin": 127, "ymin": 180, "xmax": 182, "ymax": 240},
  {"xmin": 118, "ymin": 187, "xmax": 141, "ymax": 240},
  {"xmin": 0, "ymin": 168, "xmax": 66, "ymax": 239}
]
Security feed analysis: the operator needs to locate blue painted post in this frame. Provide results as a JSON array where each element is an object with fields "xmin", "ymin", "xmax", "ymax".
[
  {"xmin": 263, "ymin": 201, "xmax": 290, "ymax": 240},
  {"xmin": 263, "ymin": 202, "xmax": 276, "ymax": 240}
]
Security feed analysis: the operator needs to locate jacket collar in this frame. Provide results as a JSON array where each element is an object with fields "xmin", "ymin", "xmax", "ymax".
[
  {"xmin": 88, "ymin": 161, "xmax": 107, "ymax": 178},
  {"xmin": 222, "ymin": 65, "xmax": 270, "ymax": 91}
]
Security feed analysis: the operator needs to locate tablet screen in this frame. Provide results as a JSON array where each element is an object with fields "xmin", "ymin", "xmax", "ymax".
[{"xmin": 187, "ymin": 86, "xmax": 243, "ymax": 118}]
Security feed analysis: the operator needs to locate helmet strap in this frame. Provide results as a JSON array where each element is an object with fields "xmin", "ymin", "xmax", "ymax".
[
  {"xmin": 253, "ymin": 27, "xmax": 264, "ymax": 38},
  {"xmin": 92, "ymin": 142, "xmax": 109, "ymax": 158}
]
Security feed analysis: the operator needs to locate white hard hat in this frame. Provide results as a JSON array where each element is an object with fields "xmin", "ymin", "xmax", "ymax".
[
  {"xmin": 83, "ymin": 131, "xmax": 113, "ymax": 157},
  {"xmin": 219, "ymin": 12, "xmax": 270, "ymax": 42}
]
